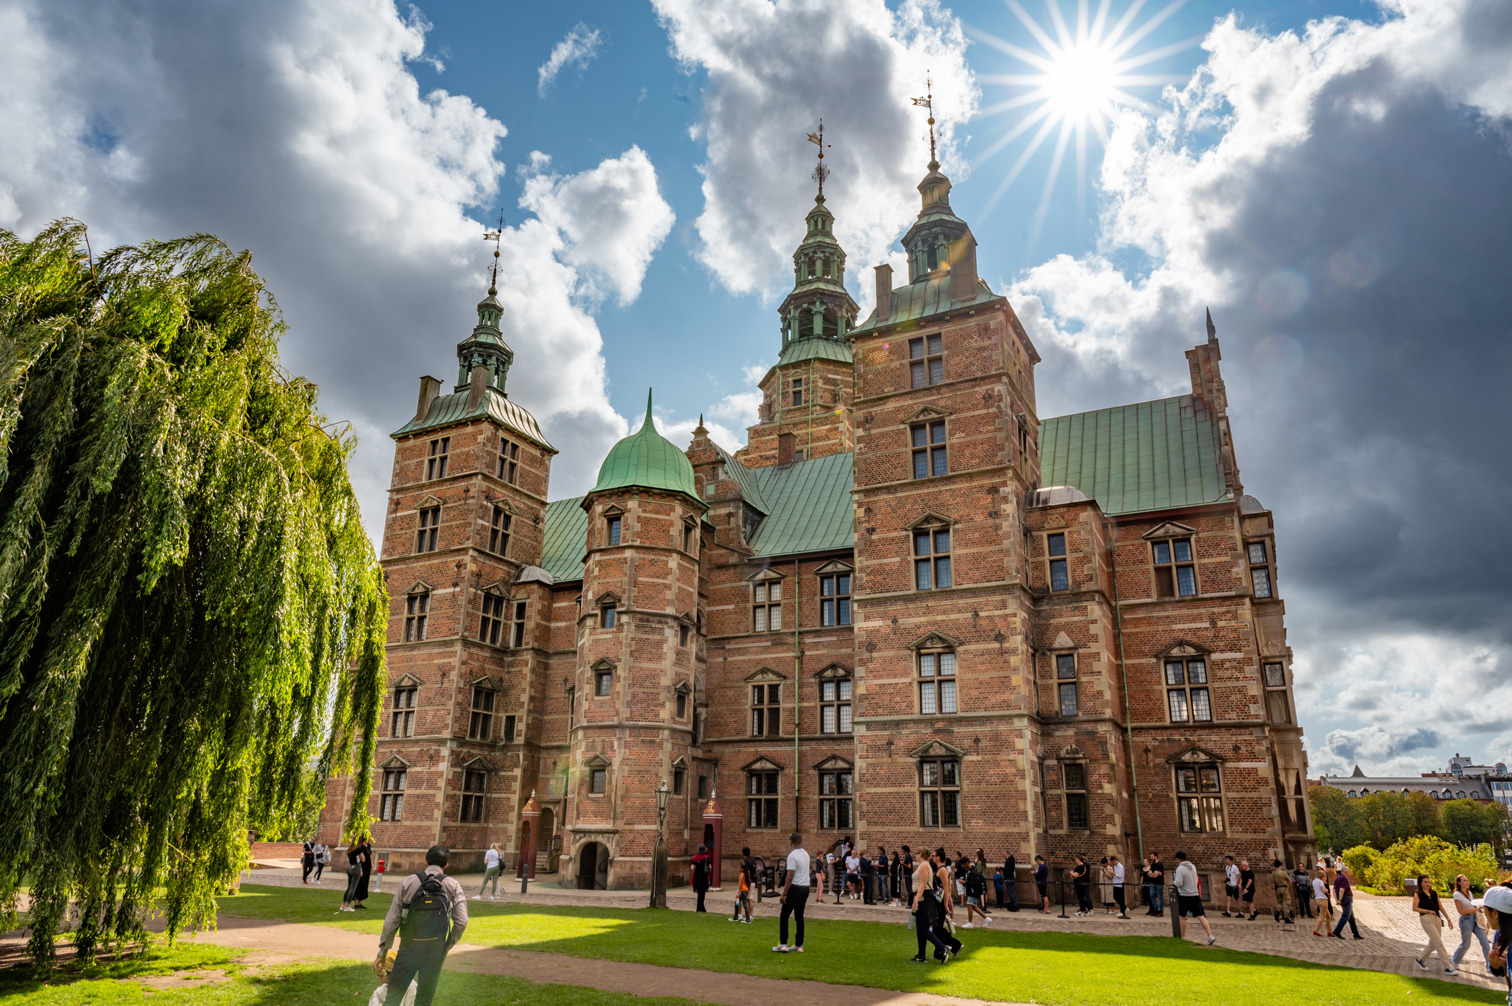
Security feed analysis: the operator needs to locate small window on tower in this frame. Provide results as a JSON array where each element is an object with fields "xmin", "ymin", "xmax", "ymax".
[
  {"xmin": 911, "ymin": 420, "xmax": 947, "ymax": 479},
  {"xmin": 511, "ymin": 602, "xmax": 527, "ymax": 648},
  {"xmin": 497, "ymin": 437, "xmax": 519, "ymax": 484},
  {"xmin": 426, "ymin": 437, "xmax": 449, "ymax": 480},
  {"xmin": 606, "ymin": 515, "xmax": 622, "ymax": 547},
  {"xmin": 909, "ymin": 334, "xmax": 944, "ymax": 388},
  {"xmin": 479, "ymin": 593, "xmax": 505, "ymax": 645},
  {"xmin": 415, "ymin": 506, "xmax": 440, "ymax": 553},
  {"xmin": 489, "ymin": 506, "xmax": 510, "ymax": 556},
  {"xmin": 792, "ymin": 377, "xmax": 804, "ymax": 407},
  {"xmin": 1047, "ymin": 532, "xmax": 1069, "ymax": 591}
]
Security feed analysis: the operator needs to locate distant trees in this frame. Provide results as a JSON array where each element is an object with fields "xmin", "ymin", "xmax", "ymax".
[{"xmin": 1310, "ymin": 785, "xmax": 1508, "ymax": 856}]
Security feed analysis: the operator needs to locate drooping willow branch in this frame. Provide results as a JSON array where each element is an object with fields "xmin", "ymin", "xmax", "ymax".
[{"xmin": 0, "ymin": 220, "xmax": 386, "ymax": 965}]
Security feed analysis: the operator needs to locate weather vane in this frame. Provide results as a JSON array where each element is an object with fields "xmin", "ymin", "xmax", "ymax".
[
  {"xmin": 482, "ymin": 209, "xmax": 504, "ymax": 291},
  {"xmin": 911, "ymin": 73, "xmax": 937, "ymax": 168},
  {"xmin": 806, "ymin": 120, "xmax": 831, "ymax": 198}
]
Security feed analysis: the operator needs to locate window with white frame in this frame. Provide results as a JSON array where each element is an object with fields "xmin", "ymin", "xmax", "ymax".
[
  {"xmin": 747, "ymin": 770, "xmax": 779, "ymax": 829},
  {"xmin": 380, "ymin": 768, "xmax": 406, "ymax": 821},
  {"xmin": 752, "ymin": 579, "xmax": 783, "ymax": 632},
  {"xmin": 819, "ymin": 571, "xmax": 851, "ymax": 626},
  {"xmin": 391, "ymin": 685, "xmax": 416, "ymax": 737},
  {"xmin": 415, "ymin": 506, "xmax": 440, "ymax": 553},
  {"xmin": 919, "ymin": 756, "xmax": 960, "ymax": 827},
  {"xmin": 909, "ymin": 334, "xmax": 943, "ymax": 388},
  {"xmin": 1262, "ymin": 661, "xmax": 1291, "ymax": 725},
  {"xmin": 404, "ymin": 591, "xmax": 429, "ymax": 642},
  {"xmin": 751, "ymin": 683, "xmax": 781, "ymax": 737},
  {"xmin": 1165, "ymin": 656, "xmax": 1212, "ymax": 722},
  {"xmin": 1047, "ymin": 532, "xmax": 1069, "ymax": 591},
  {"xmin": 913, "ymin": 524, "xmax": 952, "ymax": 590},
  {"xmin": 820, "ymin": 676, "xmax": 852, "ymax": 734},
  {"xmin": 468, "ymin": 685, "xmax": 494, "ymax": 740},
  {"xmin": 479, "ymin": 592, "xmax": 505, "ymax": 645},
  {"xmin": 911, "ymin": 420, "xmax": 947, "ymax": 479},
  {"xmin": 1063, "ymin": 762, "xmax": 1089, "ymax": 830},
  {"xmin": 918, "ymin": 649, "xmax": 957, "ymax": 715},
  {"xmin": 819, "ymin": 767, "xmax": 853, "ymax": 829}
]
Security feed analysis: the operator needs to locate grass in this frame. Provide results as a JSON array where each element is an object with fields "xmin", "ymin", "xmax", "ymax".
[
  {"xmin": 0, "ymin": 945, "xmax": 718, "ymax": 1006},
  {"xmin": 212, "ymin": 884, "xmax": 1506, "ymax": 1006}
]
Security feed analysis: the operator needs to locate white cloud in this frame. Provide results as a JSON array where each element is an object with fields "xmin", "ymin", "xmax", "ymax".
[
  {"xmin": 652, "ymin": 0, "xmax": 977, "ymax": 298},
  {"xmin": 0, "ymin": 0, "xmax": 675, "ymax": 539},
  {"xmin": 537, "ymin": 22, "xmax": 603, "ymax": 97}
]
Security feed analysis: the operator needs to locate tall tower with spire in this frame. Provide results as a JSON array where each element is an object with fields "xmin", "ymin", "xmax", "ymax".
[{"xmin": 740, "ymin": 122, "xmax": 860, "ymax": 469}]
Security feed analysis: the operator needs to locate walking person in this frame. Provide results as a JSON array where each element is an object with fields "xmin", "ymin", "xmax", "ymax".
[
  {"xmin": 338, "ymin": 837, "xmax": 363, "ymax": 912},
  {"xmin": 1147, "ymin": 854, "xmax": 1165, "ymax": 916},
  {"xmin": 962, "ymin": 860, "xmax": 993, "ymax": 928},
  {"xmin": 373, "ymin": 844, "xmax": 468, "ymax": 1006},
  {"xmin": 1414, "ymin": 874, "xmax": 1458, "ymax": 974},
  {"xmin": 932, "ymin": 849, "xmax": 964, "ymax": 958},
  {"xmin": 1111, "ymin": 855, "xmax": 1129, "ymax": 919},
  {"xmin": 1452, "ymin": 874, "xmax": 1491, "ymax": 972},
  {"xmin": 691, "ymin": 844, "xmax": 711, "ymax": 912},
  {"xmin": 1311, "ymin": 870, "xmax": 1334, "ymax": 936},
  {"xmin": 1222, "ymin": 855, "xmax": 1241, "ymax": 917},
  {"xmin": 1003, "ymin": 851, "xmax": 1018, "ymax": 911},
  {"xmin": 909, "ymin": 849, "xmax": 952, "ymax": 963},
  {"xmin": 1034, "ymin": 855, "xmax": 1050, "ymax": 913},
  {"xmin": 302, "ymin": 839, "xmax": 315, "ymax": 884},
  {"xmin": 1071, "ymin": 854, "xmax": 1093, "ymax": 916},
  {"xmin": 315, "ymin": 841, "xmax": 329, "ymax": 884},
  {"xmin": 1173, "ymin": 851, "xmax": 1216, "ymax": 945},
  {"xmin": 772, "ymin": 833, "xmax": 811, "ymax": 953},
  {"xmin": 1271, "ymin": 860, "xmax": 1292, "ymax": 922},
  {"xmin": 352, "ymin": 837, "xmax": 373, "ymax": 910},
  {"xmin": 1331, "ymin": 864, "xmax": 1363, "ymax": 939},
  {"xmin": 1239, "ymin": 859, "xmax": 1257, "ymax": 920},
  {"xmin": 477, "ymin": 843, "xmax": 501, "ymax": 900}
]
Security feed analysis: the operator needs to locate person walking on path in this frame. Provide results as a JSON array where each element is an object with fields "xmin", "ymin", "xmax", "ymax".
[
  {"xmin": 1239, "ymin": 860, "xmax": 1257, "ymax": 920},
  {"xmin": 1099, "ymin": 857, "xmax": 1115, "ymax": 914},
  {"xmin": 1413, "ymin": 874, "xmax": 1458, "ymax": 974},
  {"xmin": 1071, "ymin": 854, "xmax": 1093, "ymax": 916},
  {"xmin": 1452, "ymin": 874, "xmax": 1491, "ymax": 971},
  {"xmin": 315, "ymin": 842, "xmax": 329, "ymax": 884},
  {"xmin": 1003, "ymin": 852, "xmax": 1018, "ymax": 911},
  {"xmin": 1147, "ymin": 854, "xmax": 1165, "ymax": 916},
  {"xmin": 339, "ymin": 838, "xmax": 363, "ymax": 913},
  {"xmin": 1111, "ymin": 855, "xmax": 1129, "ymax": 919},
  {"xmin": 1270, "ymin": 860, "xmax": 1292, "ymax": 922},
  {"xmin": 1174, "ymin": 851, "xmax": 1216, "ymax": 945},
  {"xmin": 773, "ymin": 833, "xmax": 811, "ymax": 953},
  {"xmin": 477, "ymin": 844, "xmax": 501, "ymax": 900},
  {"xmin": 374, "ymin": 844, "xmax": 468, "ymax": 1006},
  {"xmin": 961, "ymin": 860, "xmax": 993, "ymax": 928},
  {"xmin": 1222, "ymin": 855, "xmax": 1241, "ymax": 917},
  {"xmin": 352, "ymin": 838, "xmax": 373, "ymax": 910},
  {"xmin": 302, "ymin": 840, "xmax": 315, "ymax": 884},
  {"xmin": 1331, "ymin": 864, "xmax": 1363, "ymax": 940},
  {"xmin": 691, "ymin": 845, "xmax": 712, "ymax": 912},
  {"xmin": 908, "ymin": 850, "xmax": 952, "ymax": 962},
  {"xmin": 1034, "ymin": 855, "xmax": 1050, "ymax": 913},
  {"xmin": 932, "ymin": 849, "xmax": 964, "ymax": 958},
  {"xmin": 1311, "ymin": 871, "xmax": 1334, "ymax": 936}
]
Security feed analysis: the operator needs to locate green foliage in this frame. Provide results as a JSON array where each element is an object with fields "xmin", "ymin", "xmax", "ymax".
[
  {"xmin": 1442, "ymin": 799, "xmax": 1509, "ymax": 852},
  {"xmin": 1408, "ymin": 790, "xmax": 1442, "ymax": 837},
  {"xmin": 1354, "ymin": 791, "xmax": 1416, "ymax": 849},
  {"xmin": 0, "ymin": 221, "xmax": 386, "ymax": 966},
  {"xmin": 1307, "ymin": 784, "xmax": 1360, "ymax": 852},
  {"xmin": 1354, "ymin": 835, "xmax": 1500, "ymax": 895}
]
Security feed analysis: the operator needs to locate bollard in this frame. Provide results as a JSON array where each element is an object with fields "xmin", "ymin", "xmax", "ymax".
[
  {"xmin": 1058, "ymin": 878, "xmax": 1069, "ymax": 919},
  {"xmin": 1170, "ymin": 884, "xmax": 1182, "ymax": 937}
]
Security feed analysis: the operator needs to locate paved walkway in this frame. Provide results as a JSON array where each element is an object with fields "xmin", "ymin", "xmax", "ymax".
[{"xmin": 245, "ymin": 864, "xmax": 1507, "ymax": 994}]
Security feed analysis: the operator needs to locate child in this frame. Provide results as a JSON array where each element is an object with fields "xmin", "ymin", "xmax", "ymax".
[
  {"xmin": 731, "ymin": 847, "xmax": 755, "ymax": 923},
  {"xmin": 992, "ymin": 867, "xmax": 1006, "ymax": 909}
]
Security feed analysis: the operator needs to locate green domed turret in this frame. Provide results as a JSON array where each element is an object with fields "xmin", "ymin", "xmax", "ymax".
[{"xmin": 591, "ymin": 390, "xmax": 700, "ymax": 502}]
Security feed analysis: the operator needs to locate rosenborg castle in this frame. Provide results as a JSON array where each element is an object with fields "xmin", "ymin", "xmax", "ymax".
[{"xmin": 322, "ymin": 148, "xmax": 1316, "ymax": 899}]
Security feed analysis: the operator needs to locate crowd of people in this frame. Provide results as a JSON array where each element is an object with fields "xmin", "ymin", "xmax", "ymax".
[{"xmin": 301, "ymin": 835, "xmax": 379, "ymax": 912}]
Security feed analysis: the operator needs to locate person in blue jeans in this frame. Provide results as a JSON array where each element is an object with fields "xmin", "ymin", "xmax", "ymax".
[
  {"xmin": 1451, "ymin": 874, "xmax": 1492, "ymax": 969},
  {"xmin": 1146, "ymin": 854, "xmax": 1165, "ymax": 916},
  {"xmin": 1331, "ymin": 865, "xmax": 1363, "ymax": 939}
]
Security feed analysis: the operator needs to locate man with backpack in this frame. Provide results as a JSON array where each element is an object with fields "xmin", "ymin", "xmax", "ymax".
[{"xmin": 375, "ymin": 844, "xmax": 469, "ymax": 1006}]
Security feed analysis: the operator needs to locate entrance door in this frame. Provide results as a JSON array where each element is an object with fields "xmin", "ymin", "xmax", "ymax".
[{"xmin": 577, "ymin": 842, "xmax": 608, "ymax": 890}]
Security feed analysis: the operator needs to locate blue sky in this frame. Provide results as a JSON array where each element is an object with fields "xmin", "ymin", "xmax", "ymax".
[{"xmin": 3, "ymin": 0, "xmax": 1510, "ymax": 780}]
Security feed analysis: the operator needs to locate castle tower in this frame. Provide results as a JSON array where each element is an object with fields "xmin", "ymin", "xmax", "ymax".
[
  {"xmin": 741, "ymin": 158, "xmax": 859, "ymax": 468},
  {"xmin": 564, "ymin": 392, "xmax": 708, "ymax": 890}
]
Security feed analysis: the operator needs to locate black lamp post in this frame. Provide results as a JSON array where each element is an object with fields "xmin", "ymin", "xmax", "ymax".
[{"xmin": 651, "ymin": 780, "xmax": 670, "ymax": 908}]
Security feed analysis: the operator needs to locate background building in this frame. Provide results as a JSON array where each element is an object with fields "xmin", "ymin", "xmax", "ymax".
[{"xmin": 1317, "ymin": 756, "xmax": 1512, "ymax": 807}]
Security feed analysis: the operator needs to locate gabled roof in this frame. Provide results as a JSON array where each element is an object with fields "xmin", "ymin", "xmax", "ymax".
[
  {"xmin": 713, "ymin": 444, "xmax": 771, "ymax": 513},
  {"xmin": 540, "ymin": 497, "xmax": 588, "ymax": 583},
  {"xmin": 850, "ymin": 276, "xmax": 1003, "ymax": 336},
  {"xmin": 392, "ymin": 387, "xmax": 554, "ymax": 451},
  {"xmin": 1038, "ymin": 394, "xmax": 1229, "ymax": 516},
  {"xmin": 745, "ymin": 451, "xmax": 854, "ymax": 557}
]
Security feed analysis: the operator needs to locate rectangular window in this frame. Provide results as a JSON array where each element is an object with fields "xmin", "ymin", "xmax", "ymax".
[
  {"xmin": 819, "ymin": 573, "xmax": 851, "ymax": 626},
  {"xmin": 404, "ymin": 592, "xmax": 429, "ymax": 642},
  {"xmin": 600, "ymin": 605, "xmax": 616, "ymax": 629},
  {"xmin": 489, "ymin": 506, "xmax": 511, "ymax": 556},
  {"xmin": 1248, "ymin": 540, "xmax": 1274, "ymax": 598},
  {"xmin": 594, "ymin": 668, "xmax": 612, "ymax": 697},
  {"xmin": 673, "ymin": 767, "xmax": 685, "ymax": 795},
  {"xmin": 1165, "ymin": 658, "xmax": 1212, "ymax": 723},
  {"xmin": 589, "ymin": 767, "xmax": 607, "ymax": 795},
  {"xmin": 1064, "ymin": 762, "xmax": 1089, "ymax": 830},
  {"xmin": 606, "ymin": 516, "xmax": 621, "ymax": 546},
  {"xmin": 1056, "ymin": 652, "xmax": 1079, "ymax": 717},
  {"xmin": 675, "ymin": 690, "xmax": 688, "ymax": 719},
  {"xmin": 426, "ymin": 437, "xmax": 449, "ymax": 480},
  {"xmin": 511, "ymin": 602, "xmax": 527, "ymax": 648},
  {"xmin": 380, "ymin": 768, "xmax": 406, "ymax": 821},
  {"xmin": 1263, "ymin": 661, "xmax": 1291, "ymax": 725},
  {"xmin": 679, "ymin": 622, "xmax": 690, "ymax": 647},
  {"xmin": 914, "ymin": 526, "xmax": 952, "ymax": 590},
  {"xmin": 752, "ymin": 581, "xmax": 783, "ymax": 632},
  {"xmin": 1175, "ymin": 763, "xmax": 1225, "ymax": 833},
  {"xmin": 697, "ymin": 774, "xmax": 708, "ymax": 799},
  {"xmin": 479, "ymin": 593, "xmax": 505, "ymax": 645},
  {"xmin": 820, "ymin": 678, "xmax": 852, "ymax": 734},
  {"xmin": 751, "ymin": 683, "xmax": 781, "ymax": 737},
  {"xmin": 909, "ymin": 334, "xmax": 944, "ymax": 388},
  {"xmin": 747, "ymin": 771, "xmax": 779, "ymax": 829},
  {"xmin": 792, "ymin": 377, "xmax": 804, "ymax": 407},
  {"xmin": 910, "ymin": 421, "xmax": 947, "ymax": 479},
  {"xmin": 819, "ymin": 769, "xmax": 853, "ymax": 829},
  {"xmin": 684, "ymin": 523, "xmax": 696, "ymax": 554},
  {"xmin": 1153, "ymin": 537, "xmax": 1197, "ymax": 597},
  {"xmin": 391, "ymin": 686, "xmax": 416, "ymax": 737},
  {"xmin": 415, "ymin": 506, "xmax": 440, "ymax": 553},
  {"xmin": 1047, "ymin": 533, "xmax": 1069, "ymax": 591},
  {"xmin": 497, "ymin": 437, "xmax": 519, "ymax": 484},
  {"xmin": 919, "ymin": 757, "xmax": 960, "ymax": 827},
  {"xmin": 503, "ymin": 714, "xmax": 516, "ymax": 743},
  {"xmin": 918, "ymin": 650, "xmax": 957, "ymax": 715},
  {"xmin": 468, "ymin": 686, "xmax": 494, "ymax": 740},
  {"xmin": 460, "ymin": 768, "xmax": 487, "ymax": 823}
]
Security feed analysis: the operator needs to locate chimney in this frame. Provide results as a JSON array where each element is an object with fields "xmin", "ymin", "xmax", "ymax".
[
  {"xmin": 414, "ymin": 375, "xmax": 442, "ymax": 423},
  {"xmin": 467, "ymin": 364, "xmax": 489, "ymax": 410},
  {"xmin": 949, "ymin": 235, "xmax": 979, "ymax": 304},
  {"xmin": 874, "ymin": 264, "xmax": 893, "ymax": 325}
]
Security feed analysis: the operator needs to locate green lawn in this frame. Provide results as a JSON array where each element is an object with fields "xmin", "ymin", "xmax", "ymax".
[
  {"xmin": 0, "ymin": 946, "xmax": 716, "ymax": 1006},
  {"xmin": 212, "ymin": 885, "xmax": 1505, "ymax": 1006}
]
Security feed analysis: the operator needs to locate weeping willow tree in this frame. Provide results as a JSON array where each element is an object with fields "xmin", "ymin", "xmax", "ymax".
[{"xmin": 0, "ymin": 220, "xmax": 387, "ymax": 965}]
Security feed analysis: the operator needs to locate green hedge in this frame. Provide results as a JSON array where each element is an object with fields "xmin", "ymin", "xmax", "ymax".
[{"xmin": 1343, "ymin": 836, "xmax": 1500, "ymax": 894}]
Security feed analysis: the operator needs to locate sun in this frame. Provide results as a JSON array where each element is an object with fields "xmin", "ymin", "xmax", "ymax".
[{"xmin": 968, "ymin": 0, "xmax": 1199, "ymax": 238}]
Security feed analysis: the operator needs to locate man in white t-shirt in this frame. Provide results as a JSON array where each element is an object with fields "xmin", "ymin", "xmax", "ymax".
[
  {"xmin": 845, "ymin": 853, "xmax": 861, "ymax": 900},
  {"xmin": 478, "ymin": 843, "xmax": 502, "ymax": 900},
  {"xmin": 1174, "ymin": 851, "xmax": 1216, "ymax": 945},
  {"xmin": 1222, "ymin": 856, "xmax": 1241, "ymax": 916},
  {"xmin": 774, "ymin": 833, "xmax": 811, "ymax": 953},
  {"xmin": 1111, "ymin": 855, "xmax": 1128, "ymax": 919}
]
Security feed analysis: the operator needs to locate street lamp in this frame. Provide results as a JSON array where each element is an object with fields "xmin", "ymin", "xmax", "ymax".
[{"xmin": 651, "ymin": 780, "xmax": 671, "ymax": 908}]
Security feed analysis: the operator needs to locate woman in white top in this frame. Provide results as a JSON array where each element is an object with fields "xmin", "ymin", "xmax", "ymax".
[
  {"xmin": 1311, "ymin": 873, "xmax": 1333, "ymax": 936},
  {"xmin": 1451, "ymin": 874, "xmax": 1492, "ymax": 969}
]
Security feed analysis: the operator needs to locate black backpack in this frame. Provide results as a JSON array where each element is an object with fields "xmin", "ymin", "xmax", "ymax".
[{"xmin": 401, "ymin": 873, "xmax": 452, "ymax": 943}]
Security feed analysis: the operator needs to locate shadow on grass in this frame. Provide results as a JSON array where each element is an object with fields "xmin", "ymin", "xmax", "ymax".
[{"xmin": 0, "ymin": 943, "xmax": 245, "ymax": 997}]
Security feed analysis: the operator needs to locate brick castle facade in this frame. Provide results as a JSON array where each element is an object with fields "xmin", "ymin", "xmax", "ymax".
[{"xmin": 322, "ymin": 151, "xmax": 1315, "ymax": 902}]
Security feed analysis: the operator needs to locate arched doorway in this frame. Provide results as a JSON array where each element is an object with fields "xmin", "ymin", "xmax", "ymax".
[{"xmin": 577, "ymin": 842, "xmax": 609, "ymax": 890}]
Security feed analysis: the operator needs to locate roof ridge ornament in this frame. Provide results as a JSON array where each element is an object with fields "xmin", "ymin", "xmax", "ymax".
[
  {"xmin": 911, "ymin": 73, "xmax": 937, "ymax": 171},
  {"xmin": 806, "ymin": 120, "xmax": 831, "ymax": 200},
  {"xmin": 482, "ymin": 209, "xmax": 504, "ymax": 295}
]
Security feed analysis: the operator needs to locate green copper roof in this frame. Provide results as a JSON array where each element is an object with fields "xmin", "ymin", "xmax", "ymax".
[
  {"xmin": 746, "ymin": 451, "xmax": 854, "ymax": 556},
  {"xmin": 540, "ymin": 497, "xmax": 589, "ymax": 582},
  {"xmin": 712, "ymin": 443, "xmax": 772, "ymax": 513},
  {"xmin": 1038, "ymin": 395, "xmax": 1230, "ymax": 516},
  {"xmin": 392, "ymin": 387, "xmax": 554, "ymax": 450},
  {"xmin": 590, "ymin": 390, "xmax": 701, "ymax": 502},
  {"xmin": 850, "ymin": 276, "xmax": 1002, "ymax": 335},
  {"xmin": 776, "ymin": 336, "xmax": 853, "ymax": 368}
]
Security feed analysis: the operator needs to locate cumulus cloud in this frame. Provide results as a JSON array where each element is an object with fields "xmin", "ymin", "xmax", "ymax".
[
  {"xmin": 652, "ymin": 0, "xmax": 977, "ymax": 298},
  {"xmin": 1316, "ymin": 725, "xmax": 1442, "ymax": 776},
  {"xmin": 1009, "ymin": 0, "xmax": 1512, "ymax": 769},
  {"xmin": 537, "ymin": 22, "xmax": 603, "ymax": 97},
  {"xmin": 0, "ymin": 0, "xmax": 672, "ymax": 537}
]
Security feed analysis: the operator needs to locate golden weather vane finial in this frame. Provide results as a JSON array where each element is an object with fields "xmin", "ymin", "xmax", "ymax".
[
  {"xmin": 806, "ymin": 119, "xmax": 831, "ymax": 198},
  {"xmin": 911, "ymin": 73, "xmax": 937, "ymax": 169},
  {"xmin": 482, "ymin": 209, "xmax": 505, "ymax": 292}
]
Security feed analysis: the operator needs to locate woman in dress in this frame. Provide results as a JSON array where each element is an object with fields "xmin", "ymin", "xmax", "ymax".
[{"xmin": 351, "ymin": 837, "xmax": 373, "ymax": 909}]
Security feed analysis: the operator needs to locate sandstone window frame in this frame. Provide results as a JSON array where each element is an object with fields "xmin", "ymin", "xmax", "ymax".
[
  {"xmin": 818, "ymin": 665, "xmax": 853, "ymax": 735},
  {"xmin": 912, "ymin": 519, "xmax": 953, "ymax": 591},
  {"xmin": 503, "ymin": 714, "xmax": 516, "ymax": 743},
  {"xmin": 1054, "ymin": 652, "xmax": 1079, "ymax": 717},
  {"xmin": 683, "ymin": 518, "xmax": 698, "ymax": 555},
  {"xmin": 479, "ymin": 589, "xmax": 506, "ymax": 645},
  {"xmin": 745, "ymin": 757, "xmax": 782, "ymax": 830},
  {"xmin": 817, "ymin": 756, "xmax": 854, "ymax": 830},
  {"xmin": 910, "ymin": 419, "xmax": 948, "ymax": 479},
  {"xmin": 606, "ymin": 514, "xmax": 622, "ymax": 547},
  {"xmin": 489, "ymin": 505, "xmax": 511, "ymax": 557},
  {"xmin": 390, "ymin": 679, "xmax": 418, "ymax": 737},
  {"xmin": 1062, "ymin": 759, "xmax": 1090, "ymax": 831},
  {"xmin": 415, "ymin": 504, "xmax": 441, "ymax": 554},
  {"xmin": 675, "ymin": 683, "xmax": 689, "ymax": 720},
  {"xmin": 1046, "ymin": 532, "xmax": 1069, "ymax": 592},
  {"xmin": 1247, "ymin": 538, "xmax": 1275, "ymax": 599},
  {"xmin": 426, "ymin": 436, "xmax": 449, "ymax": 480},
  {"xmin": 909, "ymin": 333, "xmax": 944, "ymax": 389},
  {"xmin": 1262, "ymin": 660, "xmax": 1292, "ymax": 725},
  {"xmin": 593, "ymin": 660, "xmax": 614, "ymax": 698},
  {"xmin": 750, "ymin": 569, "xmax": 785, "ymax": 632},
  {"xmin": 816, "ymin": 562, "xmax": 853, "ymax": 626},
  {"xmin": 379, "ymin": 761, "xmax": 408, "ymax": 821},
  {"xmin": 1165, "ymin": 656, "xmax": 1212, "ymax": 723},
  {"xmin": 673, "ymin": 761, "xmax": 686, "ymax": 796},
  {"xmin": 403, "ymin": 586, "xmax": 430, "ymax": 642},
  {"xmin": 597, "ymin": 592, "xmax": 619, "ymax": 630},
  {"xmin": 460, "ymin": 759, "xmax": 489, "ymax": 823},
  {"xmin": 750, "ymin": 682, "xmax": 782, "ymax": 737},
  {"xmin": 1150, "ymin": 532, "xmax": 1198, "ymax": 598},
  {"xmin": 467, "ymin": 679, "xmax": 496, "ymax": 741},
  {"xmin": 1171, "ymin": 750, "xmax": 1227, "ymax": 834},
  {"xmin": 511, "ymin": 601, "xmax": 528, "ymax": 648},
  {"xmin": 917, "ymin": 649, "xmax": 957, "ymax": 716},
  {"xmin": 792, "ymin": 375, "xmax": 804, "ymax": 407},
  {"xmin": 497, "ymin": 436, "xmax": 519, "ymax": 484},
  {"xmin": 914, "ymin": 741, "xmax": 963, "ymax": 829}
]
